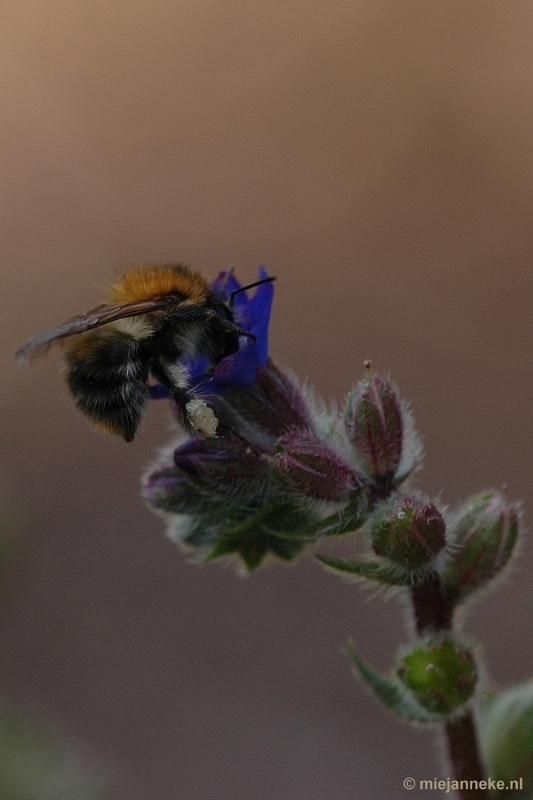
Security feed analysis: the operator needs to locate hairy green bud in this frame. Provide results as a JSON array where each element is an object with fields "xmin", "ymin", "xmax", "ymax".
[
  {"xmin": 441, "ymin": 490, "xmax": 520, "ymax": 602},
  {"xmin": 344, "ymin": 367, "xmax": 403, "ymax": 485},
  {"xmin": 275, "ymin": 429, "xmax": 361, "ymax": 502},
  {"xmin": 397, "ymin": 637, "xmax": 477, "ymax": 716},
  {"xmin": 481, "ymin": 679, "xmax": 533, "ymax": 792},
  {"xmin": 371, "ymin": 496, "xmax": 446, "ymax": 573}
]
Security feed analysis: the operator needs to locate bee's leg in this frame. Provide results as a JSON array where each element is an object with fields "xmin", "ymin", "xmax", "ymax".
[
  {"xmin": 150, "ymin": 361, "xmax": 219, "ymax": 438},
  {"xmin": 175, "ymin": 387, "xmax": 219, "ymax": 438}
]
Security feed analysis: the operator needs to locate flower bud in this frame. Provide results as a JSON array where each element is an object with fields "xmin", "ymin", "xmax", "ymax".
[
  {"xmin": 371, "ymin": 496, "xmax": 446, "ymax": 572},
  {"xmin": 224, "ymin": 361, "xmax": 312, "ymax": 447},
  {"xmin": 344, "ymin": 366, "xmax": 404, "ymax": 485},
  {"xmin": 480, "ymin": 679, "xmax": 533, "ymax": 791},
  {"xmin": 174, "ymin": 435, "xmax": 271, "ymax": 500},
  {"xmin": 275, "ymin": 429, "xmax": 360, "ymax": 502},
  {"xmin": 142, "ymin": 465, "xmax": 206, "ymax": 516},
  {"xmin": 441, "ymin": 490, "xmax": 520, "ymax": 601},
  {"xmin": 397, "ymin": 637, "xmax": 477, "ymax": 716}
]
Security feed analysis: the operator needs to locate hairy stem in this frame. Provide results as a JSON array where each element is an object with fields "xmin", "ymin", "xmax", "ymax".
[
  {"xmin": 410, "ymin": 573, "xmax": 488, "ymax": 799},
  {"xmin": 410, "ymin": 571, "xmax": 454, "ymax": 633},
  {"xmin": 445, "ymin": 713, "xmax": 488, "ymax": 800}
]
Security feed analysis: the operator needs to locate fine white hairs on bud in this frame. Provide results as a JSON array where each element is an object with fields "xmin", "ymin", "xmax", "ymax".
[{"xmin": 344, "ymin": 362, "xmax": 423, "ymax": 491}]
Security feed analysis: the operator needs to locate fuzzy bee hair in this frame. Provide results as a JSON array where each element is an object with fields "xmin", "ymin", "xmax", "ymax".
[{"xmin": 16, "ymin": 263, "xmax": 272, "ymax": 442}]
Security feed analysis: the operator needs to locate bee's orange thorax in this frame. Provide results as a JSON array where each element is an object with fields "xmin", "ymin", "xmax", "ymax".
[{"xmin": 106, "ymin": 263, "xmax": 211, "ymax": 305}]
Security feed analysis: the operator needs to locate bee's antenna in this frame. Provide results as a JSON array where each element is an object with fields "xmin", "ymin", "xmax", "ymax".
[{"xmin": 229, "ymin": 275, "xmax": 276, "ymax": 308}]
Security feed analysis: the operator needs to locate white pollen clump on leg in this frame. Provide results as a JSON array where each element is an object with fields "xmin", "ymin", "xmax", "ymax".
[{"xmin": 186, "ymin": 398, "xmax": 219, "ymax": 437}]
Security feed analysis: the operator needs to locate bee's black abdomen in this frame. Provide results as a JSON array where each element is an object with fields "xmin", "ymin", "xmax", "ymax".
[{"xmin": 65, "ymin": 331, "xmax": 149, "ymax": 442}]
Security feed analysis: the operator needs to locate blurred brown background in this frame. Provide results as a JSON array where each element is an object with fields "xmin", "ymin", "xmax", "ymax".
[{"xmin": 1, "ymin": 2, "xmax": 532, "ymax": 798}]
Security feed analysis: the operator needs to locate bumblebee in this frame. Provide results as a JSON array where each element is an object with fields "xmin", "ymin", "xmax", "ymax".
[{"xmin": 16, "ymin": 263, "xmax": 274, "ymax": 442}]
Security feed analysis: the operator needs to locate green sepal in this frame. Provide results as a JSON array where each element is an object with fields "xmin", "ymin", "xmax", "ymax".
[
  {"xmin": 204, "ymin": 501, "xmax": 309, "ymax": 571},
  {"xmin": 272, "ymin": 497, "xmax": 368, "ymax": 542},
  {"xmin": 346, "ymin": 642, "xmax": 434, "ymax": 723},
  {"xmin": 317, "ymin": 498, "xmax": 369, "ymax": 538},
  {"xmin": 315, "ymin": 554, "xmax": 411, "ymax": 585},
  {"xmin": 201, "ymin": 493, "xmax": 368, "ymax": 571}
]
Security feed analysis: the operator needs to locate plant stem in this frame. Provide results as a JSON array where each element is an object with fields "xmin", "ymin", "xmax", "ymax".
[
  {"xmin": 410, "ymin": 573, "xmax": 488, "ymax": 799},
  {"xmin": 410, "ymin": 571, "xmax": 454, "ymax": 633},
  {"xmin": 445, "ymin": 712, "xmax": 488, "ymax": 800}
]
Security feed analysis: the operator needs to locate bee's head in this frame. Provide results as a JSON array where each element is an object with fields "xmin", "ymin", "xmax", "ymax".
[
  {"xmin": 205, "ymin": 295, "xmax": 242, "ymax": 362},
  {"xmin": 207, "ymin": 273, "xmax": 276, "ymax": 364}
]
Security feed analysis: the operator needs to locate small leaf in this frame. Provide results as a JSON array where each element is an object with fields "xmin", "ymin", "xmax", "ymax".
[
  {"xmin": 272, "ymin": 499, "xmax": 368, "ymax": 542},
  {"xmin": 346, "ymin": 642, "xmax": 434, "ymax": 722},
  {"xmin": 316, "ymin": 554, "xmax": 411, "ymax": 585},
  {"xmin": 204, "ymin": 501, "xmax": 307, "ymax": 571}
]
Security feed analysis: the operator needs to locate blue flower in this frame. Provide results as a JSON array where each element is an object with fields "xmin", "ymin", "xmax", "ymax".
[
  {"xmin": 149, "ymin": 266, "xmax": 274, "ymax": 400},
  {"xmin": 202, "ymin": 265, "xmax": 274, "ymax": 390}
]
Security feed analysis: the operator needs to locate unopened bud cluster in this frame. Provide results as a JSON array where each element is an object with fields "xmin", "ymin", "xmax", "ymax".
[
  {"xmin": 341, "ymin": 484, "xmax": 522, "ymax": 729},
  {"xmin": 144, "ymin": 356, "xmax": 424, "ymax": 571},
  {"xmin": 145, "ymin": 361, "xmax": 365, "ymax": 570}
]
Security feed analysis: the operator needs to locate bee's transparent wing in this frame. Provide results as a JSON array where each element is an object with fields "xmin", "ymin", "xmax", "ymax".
[{"xmin": 16, "ymin": 296, "xmax": 180, "ymax": 362}]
